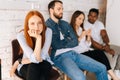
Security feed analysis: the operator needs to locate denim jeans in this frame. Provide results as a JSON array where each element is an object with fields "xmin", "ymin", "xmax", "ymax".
[{"xmin": 53, "ymin": 50, "xmax": 108, "ymax": 80}]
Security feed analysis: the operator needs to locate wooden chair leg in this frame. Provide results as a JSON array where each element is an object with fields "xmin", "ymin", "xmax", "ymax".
[
  {"xmin": 64, "ymin": 74, "xmax": 67, "ymax": 80},
  {"xmin": 64, "ymin": 74, "xmax": 70, "ymax": 80},
  {"xmin": 63, "ymin": 71, "xmax": 88, "ymax": 80},
  {"xmin": 84, "ymin": 70, "xmax": 88, "ymax": 76}
]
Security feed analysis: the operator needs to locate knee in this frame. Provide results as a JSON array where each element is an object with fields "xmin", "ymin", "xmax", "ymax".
[{"xmin": 99, "ymin": 64, "xmax": 107, "ymax": 72}]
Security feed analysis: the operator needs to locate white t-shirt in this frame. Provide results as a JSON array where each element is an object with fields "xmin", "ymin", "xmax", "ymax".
[{"xmin": 84, "ymin": 20, "xmax": 105, "ymax": 45}]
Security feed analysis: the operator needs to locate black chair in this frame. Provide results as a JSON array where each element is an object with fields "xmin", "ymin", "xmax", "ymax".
[{"xmin": 11, "ymin": 39, "xmax": 60, "ymax": 80}]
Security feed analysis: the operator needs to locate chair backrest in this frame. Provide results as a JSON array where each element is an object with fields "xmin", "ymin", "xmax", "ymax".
[
  {"xmin": 11, "ymin": 39, "xmax": 24, "ymax": 79},
  {"xmin": 11, "ymin": 39, "xmax": 60, "ymax": 80},
  {"xmin": 12, "ymin": 39, "xmax": 23, "ymax": 65}
]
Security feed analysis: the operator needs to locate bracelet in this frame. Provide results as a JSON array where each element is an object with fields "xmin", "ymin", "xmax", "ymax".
[{"xmin": 17, "ymin": 58, "xmax": 22, "ymax": 64}]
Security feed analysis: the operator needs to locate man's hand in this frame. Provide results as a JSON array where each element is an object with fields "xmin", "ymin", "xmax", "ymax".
[
  {"xmin": 109, "ymin": 49, "xmax": 115, "ymax": 56},
  {"xmin": 104, "ymin": 45, "xmax": 115, "ymax": 55}
]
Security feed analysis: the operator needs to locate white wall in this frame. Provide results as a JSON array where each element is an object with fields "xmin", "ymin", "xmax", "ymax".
[
  {"xmin": 0, "ymin": 0, "xmax": 105, "ymax": 80},
  {"xmin": 106, "ymin": 0, "xmax": 120, "ymax": 46}
]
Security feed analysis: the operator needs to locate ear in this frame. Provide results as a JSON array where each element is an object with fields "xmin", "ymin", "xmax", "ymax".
[{"xmin": 49, "ymin": 8, "xmax": 53, "ymax": 13}]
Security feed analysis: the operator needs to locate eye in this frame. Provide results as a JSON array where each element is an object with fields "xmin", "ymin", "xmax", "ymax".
[
  {"xmin": 39, "ymin": 21, "xmax": 42, "ymax": 24},
  {"xmin": 57, "ymin": 7, "xmax": 63, "ymax": 11},
  {"xmin": 38, "ymin": 21, "xmax": 42, "ymax": 25},
  {"xmin": 58, "ymin": 8, "xmax": 61, "ymax": 11},
  {"xmin": 78, "ymin": 18, "xmax": 81, "ymax": 21},
  {"xmin": 30, "ymin": 22, "xmax": 35, "ymax": 25}
]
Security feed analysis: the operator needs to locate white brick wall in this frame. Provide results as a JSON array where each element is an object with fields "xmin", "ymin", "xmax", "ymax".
[{"xmin": 0, "ymin": 0, "xmax": 106, "ymax": 80}]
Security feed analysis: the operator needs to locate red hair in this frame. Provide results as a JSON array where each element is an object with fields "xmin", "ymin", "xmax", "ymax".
[{"xmin": 24, "ymin": 10, "xmax": 46, "ymax": 49}]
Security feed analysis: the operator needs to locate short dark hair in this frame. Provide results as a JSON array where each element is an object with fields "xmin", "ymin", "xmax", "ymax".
[
  {"xmin": 89, "ymin": 8, "xmax": 99, "ymax": 16},
  {"xmin": 48, "ymin": 0, "xmax": 63, "ymax": 10}
]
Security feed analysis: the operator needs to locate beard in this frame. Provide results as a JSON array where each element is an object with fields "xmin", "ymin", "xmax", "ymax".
[
  {"xmin": 88, "ymin": 19, "xmax": 95, "ymax": 24},
  {"xmin": 53, "ymin": 12, "xmax": 63, "ymax": 19}
]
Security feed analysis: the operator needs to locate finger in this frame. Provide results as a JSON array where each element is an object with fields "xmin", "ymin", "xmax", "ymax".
[
  {"xmin": 10, "ymin": 73, "xmax": 14, "ymax": 77},
  {"xmin": 30, "ymin": 29, "xmax": 35, "ymax": 36},
  {"xmin": 10, "ymin": 74, "xmax": 15, "ymax": 79},
  {"xmin": 31, "ymin": 29, "xmax": 34, "ymax": 33},
  {"xmin": 31, "ymin": 29, "xmax": 35, "ymax": 34},
  {"xmin": 28, "ymin": 30, "xmax": 30, "ymax": 34}
]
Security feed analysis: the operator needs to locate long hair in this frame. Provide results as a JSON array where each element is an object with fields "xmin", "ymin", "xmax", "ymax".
[
  {"xmin": 24, "ymin": 10, "xmax": 46, "ymax": 50},
  {"xmin": 70, "ymin": 10, "xmax": 85, "ymax": 37}
]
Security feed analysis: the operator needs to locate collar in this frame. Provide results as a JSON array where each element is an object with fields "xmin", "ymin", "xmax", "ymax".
[{"xmin": 48, "ymin": 18, "xmax": 62, "ymax": 26}]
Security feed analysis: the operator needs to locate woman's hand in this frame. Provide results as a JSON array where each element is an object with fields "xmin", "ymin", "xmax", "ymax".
[
  {"xmin": 81, "ymin": 31, "xmax": 87, "ymax": 38},
  {"xmin": 78, "ymin": 31, "xmax": 87, "ymax": 42},
  {"xmin": 9, "ymin": 61, "xmax": 19, "ymax": 77},
  {"xmin": 10, "ymin": 67, "xmax": 15, "ymax": 77},
  {"xmin": 28, "ymin": 29, "xmax": 40, "ymax": 39},
  {"xmin": 86, "ymin": 29, "xmax": 91, "ymax": 36}
]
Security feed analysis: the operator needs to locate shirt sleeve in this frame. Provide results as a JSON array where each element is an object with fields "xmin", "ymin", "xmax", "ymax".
[
  {"xmin": 17, "ymin": 32, "xmax": 39, "ymax": 63},
  {"xmin": 98, "ymin": 21, "xmax": 105, "ymax": 30},
  {"xmin": 65, "ymin": 23, "xmax": 78, "ymax": 47},
  {"xmin": 41, "ymin": 28, "xmax": 54, "ymax": 64}
]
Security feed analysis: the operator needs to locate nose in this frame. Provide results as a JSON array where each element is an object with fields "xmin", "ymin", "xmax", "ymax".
[
  {"xmin": 35, "ymin": 24, "xmax": 39, "ymax": 30},
  {"xmin": 60, "ymin": 8, "xmax": 63, "ymax": 13}
]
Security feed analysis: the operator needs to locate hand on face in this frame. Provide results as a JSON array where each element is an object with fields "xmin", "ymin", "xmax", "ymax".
[
  {"xmin": 28, "ymin": 29, "xmax": 40, "ymax": 38},
  {"xmin": 28, "ymin": 15, "xmax": 43, "ymax": 38}
]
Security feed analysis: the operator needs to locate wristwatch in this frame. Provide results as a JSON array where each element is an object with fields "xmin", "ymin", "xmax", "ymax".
[{"xmin": 18, "ymin": 58, "xmax": 22, "ymax": 64}]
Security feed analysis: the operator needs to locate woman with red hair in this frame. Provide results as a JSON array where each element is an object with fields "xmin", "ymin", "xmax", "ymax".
[{"xmin": 10, "ymin": 10, "xmax": 52, "ymax": 80}]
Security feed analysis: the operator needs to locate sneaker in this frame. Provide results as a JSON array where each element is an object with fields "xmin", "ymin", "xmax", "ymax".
[{"xmin": 114, "ymin": 70, "xmax": 120, "ymax": 79}]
